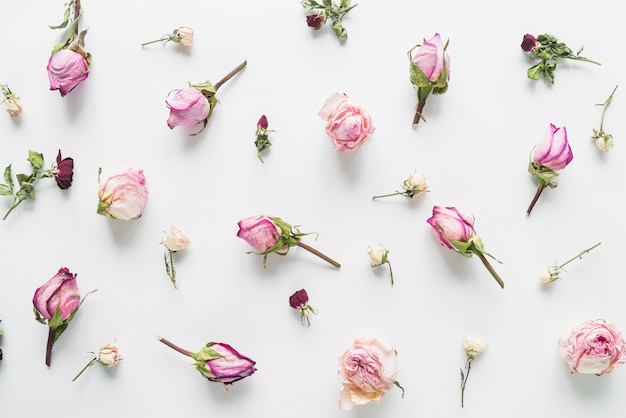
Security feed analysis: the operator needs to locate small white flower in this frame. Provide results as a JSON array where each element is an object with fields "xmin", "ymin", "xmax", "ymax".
[{"xmin": 462, "ymin": 333, "xmax": 488, "ymax": 356}]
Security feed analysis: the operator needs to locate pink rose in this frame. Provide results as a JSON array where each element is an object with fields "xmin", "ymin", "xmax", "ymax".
[
  {"xmin": 97, "ymin": 164, "xmax": 149, "ymax": 220},
  {"xmin": 427, "ymin": 206, "xmax": 475, "ymax": 250},
  {"xmin": 236, "ymin": 215, "xmax": 282, "ymax": 252},
  {"xmin": 199, "ymin": 342, "xmax": 257, "ymax": 384},
  {"xmin": 318, "ymin": 92, "xmax": 375, "ymax": 152},
  {"xmin": 47, "ymin": 49, "xmax": 89, "ymax": 96},
  {"xmin": 164, "ymin": 226, "xmax": 191, "ymax": 252},
  {"xmin": 166, "ymin": 87, "xmax": 211, "ymax": 129},
  {"xmin": 33, "ymin": 267, "xmax": 80, "ymax": 321},
  {"xmin": 560, "ymin": 319, "xmax": 626, "ymax": 375},
  {"xmin": 411, "ymin": 33, "xmax": 450, "ymax": 83},
  {"xmin": 532, "ymin": 123, "xmax": 573, "ymax": 171},
  {"xmin": 338, "ymin": 337, "xmax": 401, "ymax": 410}
]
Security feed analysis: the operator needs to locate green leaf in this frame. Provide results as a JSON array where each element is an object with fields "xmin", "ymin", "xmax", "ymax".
[
  {"xmin": 28, "ymin": 150, "xmax": 44, "ymax": 169},
  {"xmin": 331, "ymin": 19, "xmax": 347, "ymax": 39},
  {"xmin": 340, "ymin": 0, "xmax": 351, "ymax": 7},
  {"xmin": 195, "ymin": 345, "xmax": 224, "ymax": 361},
  {"xmin": 323, "ymin": 0, "xmax": 332, "ymax": 7},
  {"xmin": 15, "ymin": 173, "xmax": 28, "ymax": 187},
  {"xmin": 0, "ymin": 184, "xmax": 13, "ymax": 196},
  {"xmin": 527, "ymin": 62, "xmax": 543, "ymax": 80},
  {"xmin": 3, "ymin": 165, "xmax": 13, "ymax": 191},
  {"xmin": 49, "ymin": 6, "xmax": 71, "ymax": 29},
  {"xmin": 301, "ymin": 0, "xmax": 323, "ymax": 9},
  {"xmin": 188, "ymin": 81, "xmax": 216, "ymax": 96}
]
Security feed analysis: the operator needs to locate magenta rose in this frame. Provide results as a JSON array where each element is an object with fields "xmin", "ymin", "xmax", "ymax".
[
  {"xmin": 158, "ymin": 336, "xmax": 257, "ymax": 385},
  {"xmin": 166, "ymin": 87, "xmax": 211, "ymax": 129},
  {"xmin": 318, "ymin": 92, "xmax": 375, "ymax": 152},
  {"xmin": 338, "ymin": 337, "xmax": 402, "ymax": 410},
  {"xmin": 560, "ymin": 319, "xmax": 626, "ymax": 375},
  {"xmin": 47, "ymin": 49, "xmax": 89, "ymax": 97},
  {"xmin": 33, "ymin": 267, "xmax": 80, "ymax": 321},
  {"xmin": 532, "ymin": 123, "xmax": 573, "ymax": 171},
  {"xmin": 427, "ymin": 206, "xmax": 475, "ymax": 250},
  {"xmin": 97, "ymin": 164, "xmax": 149, "ymax": 220},
  {"xmin": 236, "ymin": 215, "xmax": 283, "ymax": 252}
]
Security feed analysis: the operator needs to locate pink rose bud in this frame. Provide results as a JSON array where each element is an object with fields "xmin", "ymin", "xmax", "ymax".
[
  {"xmin": 165, "ymin": 87, "xmax": 211, "ymax": 129},
  {"xmin": 33, "ymin": 267, "xmax": 80, "ymax": 321},
  {"xmin": 47, "ymin": 49, "xmax": 89, "ymax": 97},
  {"xmin": 338, "ymin": 337, "xmax": 403, "ymax": 410},
  {"xmin": 97, "ymin": 345, "xmax": 121, "ymax": 367},
  {"xmin": 306, "ymin": 13, "xmax": 325, "ymax": 29},
  {"xmin": 411, "ymin": 33, "xmax": 451, "ymax": 83},
  {"xmin": 560, "ymin": 319, "xmax": 626, "ymax": 375},
  {"xmin": 54, "ymin": 150, "xmax": 74, "ymax": 190},
  {"xmin": 236, "ymin": 215, "xmax": 282, "ymax": 252},
  {"xmin": 257, "ymin": 114, "xmax": 269, "ymax": 130},
  {"xmin": 97, "ymin": 164, "xmax": 149, "ymax": 220},
  {"xmin": 2, "ymin": 83, "xmax": 22, "ymax": 117},
  {"xmin": 521, "ymin": 34, "xmax": 538, "ymax": 52},
  {"xmin": 318, "ymin": 92, "xmax": 375, "ymax": 152},
  {"xmin": 157, "ymin": 336, "xmax": 257, "ymax": 385}
]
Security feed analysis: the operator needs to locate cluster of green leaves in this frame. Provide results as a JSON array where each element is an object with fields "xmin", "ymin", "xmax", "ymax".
[
  {"xmin": 255, "ymin": 127, "xmax": 273, "ymax": 163},
  {"xmin": 301, "ymin": 0, "xmax": 357, "ymax": 40},
  {"xmin": 49, "ymin": 0, "xmax": 81, "ymax": 54},
  {"xmin": 0, "ymin": 150, "xmax": 47, "ymax": 220},
  {"xmin": 526, "ymin": 34, "xmax": 600, "ymax": 83}
]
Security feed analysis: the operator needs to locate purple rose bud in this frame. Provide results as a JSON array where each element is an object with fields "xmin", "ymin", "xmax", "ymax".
[
  {"xmin": 289, "ymin": 289, "xmax": 309, "ymax": 309},
  {"xmin": 236, "ymin": 215, "xmax": 282, "ymax": 252},
  {"xmin": 306, "ymin": 13, "xmax": 325, "ymax": 29},
  {"xmin": 54, "ymin": 150, "xmax": 74, "ymax": 190},
  {"xmin": 521, "ymin": 34, "xmax": 538, "ymax": 52},
  {"xmin": 33, "ymin": 267, "xmax": 80, "ymax": 321},
  {"xmin": 257, "ymin": 115, "xmax": 268, "ymax": 130}
]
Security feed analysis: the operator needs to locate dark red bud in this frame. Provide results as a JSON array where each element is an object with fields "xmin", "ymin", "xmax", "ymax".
[
  {"xmin": 289, "ymin": 289, "xmax": 309, "ymax": 309},
  {"xmin": 306, "ymin": 14, "xmax": 325, "ymax": 29},
  {"xmin": 521, "ymin": 34, "xmax": 538, "ymax": 52},
  {"xmin": 257, "ymin": 115, "xmax": 268, "ymax": 130},
  {"xmin": 55, "ymin": 150, "xmax": 74, "ymax": 190}
]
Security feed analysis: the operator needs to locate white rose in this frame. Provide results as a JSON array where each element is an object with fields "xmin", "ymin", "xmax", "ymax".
[
  {"xmin": 405, "ymin": 169, "xmax": 428, "ymax": 193},
  {"xmin": 4, "ymin": 98, "xmax": 22, "ymax": 117},
  {"xmin": 462, "ymin": 334, "xmax": 488, "ymax": 355},
  {"xmin": 165, "ymin": 226, "xmax": 191, "ymax": 251},
  {"xmin": 367, "ymin": 246, "xmax": 387, "ymax": 266}
]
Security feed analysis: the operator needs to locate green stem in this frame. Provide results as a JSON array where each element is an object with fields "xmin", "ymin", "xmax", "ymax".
[
  {"xmin": 3, "ymin": 197, "xmax": 21, "ymax": 220},
  {"xmin": 475, "ymin": 251, "xmax": 504, "ymax": 289},
  {"xmin": 526, "ymin": 180, "xmax": 547, "ymax": 217},
  {"xmin": 296, "ymin": 241, "xmax": 341, "ymax": 268},
  {"xmin": 567, "ymin": 56, "xmax": 601, "ymax": 66},
  {"xmin": 372, "ymin": 191, "xmax": 405, "ymax": 200},
  {"xmin": 387, "ymin": 261, "xmax": 394, "ymax": 286},
  {"xmin": 74, "ymin": 0, "xmax": 81, "ymax": 37},
  {"xmin": 168, "ymin": 250, "xmax": 177, "ymax": 289},
  {"xmin": 141, "ymin": 36, "xmax": 170, "ymax": 47},
  {"xmin": 461, "ymin": 360, "xmax": 472, "ymax": 408},
  {"xmin": 72, "ymin": 357, "xmax": 97, "ymax": 381},
  {"xmin": 559, "ymin": 242, "xmax": 601, "ymax": 269},
  {"xmin": 598, "ymin": 85, "xmax": 618, "ymax": 131}
]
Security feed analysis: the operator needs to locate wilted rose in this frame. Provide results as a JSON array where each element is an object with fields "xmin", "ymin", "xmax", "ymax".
[
  {"xmin": 338, "ymin": 337, "xmax": 402, "ymax": 410},
  {"xmin": 236, "ymin": 215, "xmax": 283, "ymax": 252},
  {"xmin": 560, "ymin": 319, "xmax": 626, "ymax": 375},
  {"xmin": 318, "ymin": 92, "xmax": 375, "ymax": 152},
  {"xmin": 47, "ymin": 49, "xmax": 89, "ymax": 96},
  {"xmin": 165, "ymin": 87, "xmax": 211, "ymax": 129},
  {"xmin": 54, "ymin": 150, "xmax": 74, "ymax": 190},
  {"xmin": 33, "ymin": 267, "xmax": 80, "ymax": 321},
  {"xmin": 97, "ymin": 164, "xmax": 149, "ymax": 220}
]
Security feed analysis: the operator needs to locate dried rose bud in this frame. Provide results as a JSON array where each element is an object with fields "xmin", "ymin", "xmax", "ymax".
[
  {"xmin": 97, "ymin": 345, "xmax": 121, "ymax": 367},
  {"xmin": 306, "ymin": 13, "xmax": 325, "ymax": 29},
  {"xmin": 54, "ymin": 150, "xmax": 74, "ymax": 190},
  {"xmin": 289, "ymin": 289, "xmax": 318, "ymax": 326},
  {"xmin": 521, "ymin": 34, "xmax": 538, "ymax": 52},
  {"xmin": 174, "ymin": 26, "xmax": 194, "ymax": 46}
]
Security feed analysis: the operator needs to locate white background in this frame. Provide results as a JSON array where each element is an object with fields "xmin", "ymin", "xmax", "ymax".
[{"xmin": 1, "ymin": 0, "xmax": 626, "ymax": 416}]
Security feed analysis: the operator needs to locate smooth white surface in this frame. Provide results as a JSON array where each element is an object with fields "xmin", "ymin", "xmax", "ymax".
[{"xmin": 1, "ymin": 0, "xmax": 625, "ymax": 416}]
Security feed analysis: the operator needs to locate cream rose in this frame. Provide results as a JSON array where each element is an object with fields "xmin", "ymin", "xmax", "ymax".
[{"xmin": 164, "ymin": 227, "xmax": 191, "ymax": 252}]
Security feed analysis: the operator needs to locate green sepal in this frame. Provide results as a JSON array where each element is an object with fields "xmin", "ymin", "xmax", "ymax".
[
  {"xmin": 194, "ymin": 343, "xmax": 224, "ymax": 362},
  {"xmin": 189, "ymin": 81, "xmax": 216, "ymax": 97},
  {"xmin": 48, "ymin": 306, "xmax": 65, "ymax": 329},
  {"xmin": 447, "ymin": 237, "xmax": 474, "ymax": 258},
  {"xmin": 3, "ymin": 165, "xmax": 13, "ymax": 191},
  {"xmin": 528, "ymin": 161, "xmax": 559, "ymax": 184},
  {"xmin": 96, "ymin": 201, "xmax": 112, "ymax": 217},
  {"xmin": 28, "ymin": 150, "xmax": 44, "ymax": 170},
  {"xmin": 408, "ymin": 51, "xmax": 432, "ymax": 88}
]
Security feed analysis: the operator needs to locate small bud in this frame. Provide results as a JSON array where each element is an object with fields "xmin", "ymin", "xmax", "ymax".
[
  {"xmin": 174, "ymin": 26, "xmax": 194, "ymax": 46},
  {"xmin": 521, "ymin": 34, "xmax": 538, "ymax": 52},
  {"xmin": 306, "ymin": 13, "xmax": 325, "ymax": 29}
]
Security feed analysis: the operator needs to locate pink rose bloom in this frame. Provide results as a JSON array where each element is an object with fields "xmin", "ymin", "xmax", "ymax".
[
  {"xmin": 166, "ymin": 87, "xmax": 211, "ymax": 129},
  {"xmin": 560, "ymin": 319, "xmax": 626, "ymax": 375},
  {"xmin": 338, "ymin": 337, "xmax": 399, "ymax": 410},
  {"xmin": 236, "ymin": 215, "xmax": 282, "ymax": 252},
  {"xmin": 427, "ymin": 206, "xmax": 475, "ymax": 250},
  {"xmin": 97, "ymin": 164, "xmax": 149, "ymax": 220},
  {"xmin": 318, "ymin": 92, "xmax": 375, "ymax": 152},
  {"xmin": 532, "ymin": 123, "xmax": 573, "ymax": 171},
  {"xmin": 411, "ymin": 33, "xmax": 450, "ymax": 83},
  {"xmin": 164, "ymin": 226, "xmax": 191, "ymax": 252},
  {"xmin": 198, "ymin": 342, "xmax": 257, "ymax": 384},
  {"xmin": 33, "ymin": 267, "xmax": 80, "ymax": 321},
  {"xmin": 47, "ymin": 49, "xmax": 89, "ymax": 96}
]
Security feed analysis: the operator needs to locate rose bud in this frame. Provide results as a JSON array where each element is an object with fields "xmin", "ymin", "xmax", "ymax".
[
  {"xmin": 427, "ymin": 206, "xmax": 504, "ymax": 289},
  {"xmin": 372, "ymin": 169, "xmax": 428, "ymax": 200},
  {"xmin": 54, "ymin": 150, "xmax": 74, "ymax": 190},
  {"xmin": 47, "ymin": 49, "xmax": 89, "ymax": 96},
  {"xmin": 560, "ymin": 319, "xmax": 626, "ymax": 375},
  {"xmin": 255, "ymin": 115, "xmax": 273, "ymax": 162},
  {"xmin": 97, "ymin": 164, "xmax": 149, "ymax": 220},
  {"xmin": 2, "ymin": 83, "xmax": 22, "ymax": 117},
  {"xmin": 318, "ymin": 92, "xmax": 375, "ymax": 152},
  {"xmin": 409, "ymin": 33, "xmax": 451, "ymax": 125},
  {"xmin": 174, "ymin": 26, "xmax": 194, "ymax": 46},
  {"xmin": 162, "ymin": 227, "xmax": 191, "ymax": 288},
  {"xmin": 289, "ymin": 289, "xmax": 318, "ymax": 326},
  {"xmin": 338, "ymin": 337, "xmax": 404, "ymax": 410},
  {"xmin": 237, "ymin": 215, "xmax": 341, "ymax": 268},
  {"xmin": 460, "ymin": 333, "xmax": 488, "ymax": 407},
  {"xmin": 526, "ymin": 124, "xmax": 573, "ymax": 216},
  {"xmin": 367, "ymin": 245, "xmax": 394, "ymax": 285},
  {"xmin": 72, "ymin": 343, "xmax": 122, "ymax": 381},
  {"xmin": 306, "ymin": 13, "xmax": 325, "ymax": 29},
  {"xmin": 33, "ymin": 267, "xmax": 94, "ymax": 366},
  {"xmin": 165, "ymin": 87, "xmax": 211, "ymax": 129},
  {"xmin": 520, "ymin": 34, "xmax": 538, "ymax": 52},
  {"xmin": 157, "ymin": 336, "xmax": 257, "ymax": 385}
]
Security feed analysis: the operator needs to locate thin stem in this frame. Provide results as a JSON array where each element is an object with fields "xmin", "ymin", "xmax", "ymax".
[
  {"xmin": 559, "ymin": 242, "xmax": 601, "ymax": 269},
  {"xmin": 372, "ymin": 191, "xmax": 405, "ymax": 200},
  {"xmin": 72, "ymin": 357, "xmax": 97, "ymax": 381},
  {"xmin": 156, "ymin": 335, "xmax": 193, "ymax": 357},
  {"xmin": 413, "ymin": 97, "xmax": 427, "ymax": 125},
  {"xmin": 526, "ymin": 181, "xmax": 547, "ymax": 217},
  {"xmin": 2, "ymin": 198, "xmax": 20, "ymax": 220},
  {"xmin": 461, "ymin": 360, "xmax": 472, "ymax": 408},
  {"xmin": 475, "ymin": 251, "xmax": 504, "ymax": 289},
  {"xmin": 387, "ymin": 261, "xmax": 394, "ymax": 286},
  {"xmin": 567, "ymin": 56, "xmax": 601, "ymax": 66},
  {"xmin": 599, "ymin": 85, "xmax": 618, "ymax": 131},
  {"xmin": 45, "ymin": 327, "xmax": 55, "ymax": 367},
  {"xmin": 168, "ymin": 250, "xmax": 177, "ymax": 289},
  {"xmin": 295, "ymin": 241, "xmax": 341, "ymax": 268},
  {"xmin": 214, "ymin": 61, "xmax": 248, "ymax": 91},
  {"xmin": 74, "ymin": 0, "xmax": 81, "ymax": 37},
  {"xmin": 141, "ymin": 36, "xmax": 170, "ymax": 47}
]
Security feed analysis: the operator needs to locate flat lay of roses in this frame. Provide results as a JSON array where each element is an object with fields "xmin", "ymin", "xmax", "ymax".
[{"xmin": 1, "ymin": 0, "xmax": 624, "ymax": 416}]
